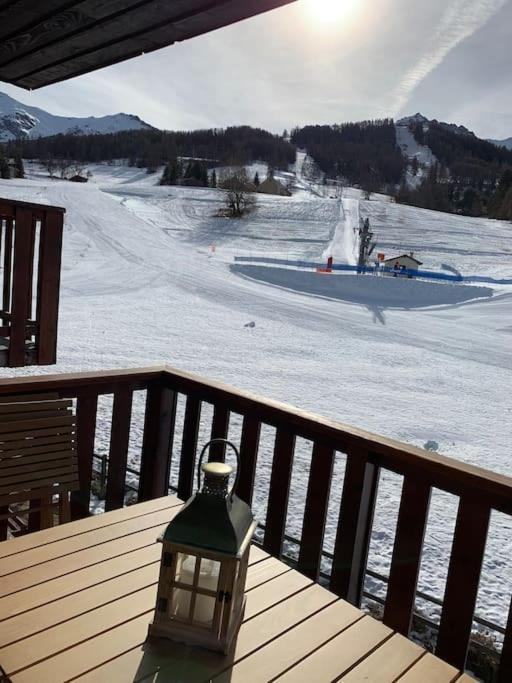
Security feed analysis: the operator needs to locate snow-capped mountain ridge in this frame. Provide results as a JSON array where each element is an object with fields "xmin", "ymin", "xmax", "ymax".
[{"xmin": 0, "ymin": 91, "xmax": 154, "ymax": 141}]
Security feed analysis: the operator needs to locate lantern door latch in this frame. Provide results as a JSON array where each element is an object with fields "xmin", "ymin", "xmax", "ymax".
[{"xmin": 218, "ymin": 590, "xmax": 232, "ymax": 604}]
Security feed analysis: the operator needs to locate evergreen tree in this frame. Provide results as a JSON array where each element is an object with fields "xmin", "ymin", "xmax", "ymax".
[
  {"xmin": 0, "ymin": 150, "xmax": 10, "ymax": 179},
  {"xmin": 160, "ymin": 163, "xmax": 170, "ymax": 185},
  {"xmin": 254, "ymin": 171, "xmax": 260, "ymax": 187},
  {"xmin": 13, "ymin": 155, "xmax": 24, "ymax": 178}
]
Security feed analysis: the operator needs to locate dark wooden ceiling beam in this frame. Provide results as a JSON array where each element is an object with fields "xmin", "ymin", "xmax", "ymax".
[{"xmin": 0, "ymin": 0, "xmax": 295, "ymax": 90}]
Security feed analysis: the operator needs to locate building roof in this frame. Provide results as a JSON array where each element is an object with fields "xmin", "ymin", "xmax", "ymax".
[
  {"xmin": 0, "ymin": 0, "xmax": 295, "ymax": 90},
  {"xmin": 384, "ymin": 254, "xmax": 423, "ymax": 265}
]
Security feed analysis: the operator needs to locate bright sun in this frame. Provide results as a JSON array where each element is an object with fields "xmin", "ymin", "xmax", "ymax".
[{"xmin": 303, "ymin": 0, "xmax": 356, "ymax": 22}]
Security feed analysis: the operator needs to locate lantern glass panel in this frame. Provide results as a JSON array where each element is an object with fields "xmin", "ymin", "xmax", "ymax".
[
  {"xmin": 197, "ymin": 558, "xmax": 221, "ymax": 592},
  {"xmin": 171, "ymin": 586, "xmax": 193, "ymax": 622},
  {"xmin": 193, "ymin": 595, "xmax": 217, "ymax": 626},
  {"xmin": 176, "ymin": 553, "xmax": 196, "ymax": 586}
]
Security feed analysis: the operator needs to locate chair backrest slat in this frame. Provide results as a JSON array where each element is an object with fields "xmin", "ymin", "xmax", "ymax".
[{"xmin": 0, "ymin": 398, "xmax": 78, "ymax": 511}]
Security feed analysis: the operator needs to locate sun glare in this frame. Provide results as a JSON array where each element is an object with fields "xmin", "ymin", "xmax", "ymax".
[{"xmin": 303, "ymin": 0, "xmax": 357, "ymax": 22}]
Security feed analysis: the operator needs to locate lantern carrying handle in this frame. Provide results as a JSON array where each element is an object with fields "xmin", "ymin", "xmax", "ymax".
[{"xmin": 196, "ymin": 439, "xmax": 241, "ymax": 500}]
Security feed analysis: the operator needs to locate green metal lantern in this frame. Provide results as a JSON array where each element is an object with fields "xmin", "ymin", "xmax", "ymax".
[{"xmin": 148, "ymin": 439, "xmax": 256, "ymax": 654}]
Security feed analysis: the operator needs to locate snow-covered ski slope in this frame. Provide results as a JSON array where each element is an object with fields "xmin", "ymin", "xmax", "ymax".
[{"xmin": 0, "ymin": 164, "xmax": 511, "ymax": 629}]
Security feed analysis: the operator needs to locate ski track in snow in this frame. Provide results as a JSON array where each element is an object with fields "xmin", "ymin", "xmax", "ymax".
[{"xmin": 0, "ymin": 163, "xmax": 511, "ymax": 631}]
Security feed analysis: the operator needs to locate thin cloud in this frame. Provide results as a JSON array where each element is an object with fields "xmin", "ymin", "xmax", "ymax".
[{"xmin": 392, "ymin": 0, "xmax": 508, "ymax": 115}]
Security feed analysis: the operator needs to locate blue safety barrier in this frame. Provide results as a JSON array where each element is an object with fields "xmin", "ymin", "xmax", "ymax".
[{"xmin": 233, "ymin": 257, "xmax": 512, "ymax": 285}]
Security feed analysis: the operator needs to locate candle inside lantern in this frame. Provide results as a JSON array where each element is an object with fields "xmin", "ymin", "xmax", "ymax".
[{"xmin": 174, "ymin": 555, "xmax": 220, "ymax": 625}]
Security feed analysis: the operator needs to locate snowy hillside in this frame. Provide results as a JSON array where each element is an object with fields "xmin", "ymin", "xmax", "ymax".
[
  {"xmin": 0, "ymin": 164, "xmax": 510, "ymax": 630},
  {"xmin": 0, "ymin": 91, "xmax": 153, "ymax": 141}
]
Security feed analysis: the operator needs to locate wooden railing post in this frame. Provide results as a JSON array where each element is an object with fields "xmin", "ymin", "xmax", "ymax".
[
  {"xmin": 436, "ymin": 497, "xmax": 490, "ymax": 669},
  {"xmin": 105, "ymin": 387, "xmax": 134, "ymax": 511},
  {"xmin": 36, "ymin": 209, "xmax": 64, "ymax": 365},
  {"xmin": 383, "ymin": 477, "xmax": 431, "ymax": 635},
  {"xmin": 2, "ymin": 219, "xmax": 13, "ymax": 314},
  {"xmin": 138, "ymin": 381, "xmax": 177, "ymax": 501},
  {"xmin": 177, "ymin": 396, "xmax": 201, "ymax": 501},
  {"xmin": 262, "ymin": 428, "xmax": 296, "ymax": 557},
  {"xmin": 209, "ymin": 404, "xmax": 230, "ymax": 462},
  {"xmin": 330, "ymin": 450, "xmax": 380, "ymax": 606},
  {"xmin": 498, "ymin": 597, "xmax": 512, "ymax": 683},
  {"xmin": 297, "ymin": 442, "xmax": 336, "ymax": 581},
  {"xmin": 9, "ymin": 208, "xmax": 33, "ymax": 367},
  {"xmin": 237, "ymin": 416, "xmax": 261, "ymax": 505},
  {"xmin": 70, "ymin": 393, "xmax": 99, "ymax": 520}
]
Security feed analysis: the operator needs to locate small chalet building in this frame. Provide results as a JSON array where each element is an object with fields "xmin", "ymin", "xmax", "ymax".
[
  {"xmin": 384, "ymin": 252, "xmax": 423, "ymax": 276},
  {"xmin": 257, "ymin": 177, "xmax": 291, "ymax": 197}
]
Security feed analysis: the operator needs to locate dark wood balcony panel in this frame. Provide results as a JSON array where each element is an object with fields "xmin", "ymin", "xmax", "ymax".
[{"xmin": 0, "ymin": 198, "xmax": 65, "ymax": 368}]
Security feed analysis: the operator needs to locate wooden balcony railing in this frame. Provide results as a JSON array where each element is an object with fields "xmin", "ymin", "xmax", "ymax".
[
  {"xmin": 0, "ymin": 366, "xmax": 510, "ymax": 680},
  {"xmin": 0, "ymin": 197, "xmax": 64, "ymax": 367}
]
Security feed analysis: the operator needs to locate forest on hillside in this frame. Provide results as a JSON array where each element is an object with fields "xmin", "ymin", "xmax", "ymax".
[
  {"xmin": 397, "ymin": 122, "xmax": 512, "ymax": 219},
  {"xmin": 291, "ymin": 119, "xmax": 405, "ymax": 191},
  {"xmin": 2, "ymin": 126, "xmax": 295, "ymax": 171}
]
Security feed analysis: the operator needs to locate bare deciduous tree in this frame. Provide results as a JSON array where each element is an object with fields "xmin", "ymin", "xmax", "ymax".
[{"xmin": 219, "ymin": 168, "xmax": 256, "ymax": 218}]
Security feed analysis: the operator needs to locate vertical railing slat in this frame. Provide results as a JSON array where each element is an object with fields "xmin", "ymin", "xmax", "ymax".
[
  {"xmin": 70, "ymin": 393, "xmax": 99, "ymax": 520},
  {"xmin": 209, "ymin": 404, "xmax": 230, "ymax": 462},
  {"xmin": 297, "ymin": 442, "xmax": 336, "ymax": 580},
  {"xmin": 105, "ymin": 388, "xmax": 134, "ymax": 512},
  {"xmin": 3, "ymin": 219, "xmax": 13, "ymax": 315},
  {"xmin": 262, "ymin": 428, "xmax": 296, "ymax": 557},
  {"xmin": 9, "ymin": 208, "xmax": 33, "ymax": 367},
  {"xmin": 237, "ymin": 415, "xmax": 261, "ymax": 505},
  {"xmin": 436, "ymin": 497, "xmax": 491, "ymax": 669},
  {"xmin": 330, "ymin": 449, "xmax": 380, "ymax": 606},
  {"xmin": 383, "ymin": 477, "xmax": 431, "ymax": 635},
  {"xmin": 138, "ymin": 382, "xmax": 177, "ymax": 501},
  {"xmin": 498, "ymin": 597, "xmax": 512, "ymax": 683},
  {"xmin": 25, "ymin": 218, "xmax": 36, "ymax": 322},
  {"xmin": 177, "ymin": 396, "xmax": 201, "ymax": 501},
  {"xmin": 36, "ymin": 210, "xmax": 64, "ymax": 365}
]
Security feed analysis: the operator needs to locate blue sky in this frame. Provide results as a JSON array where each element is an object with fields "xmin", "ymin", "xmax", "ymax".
[{"xmin": 1, "ymin": 0, "xmax": 511, "ymax": 139}]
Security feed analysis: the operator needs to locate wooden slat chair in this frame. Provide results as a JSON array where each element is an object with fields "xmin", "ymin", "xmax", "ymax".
[{"xmin": 0, "ymin": 394, "xmax": 79, "ymax": 540}]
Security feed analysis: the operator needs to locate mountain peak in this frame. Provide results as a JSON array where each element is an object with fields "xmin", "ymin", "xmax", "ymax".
[
  {"xmin": 397, "ymin": 112, "xmax": 475, "ymax": 138},
  {"xmin": 0, "ymin": 91, "xmax": 154, "ymax": 142}
]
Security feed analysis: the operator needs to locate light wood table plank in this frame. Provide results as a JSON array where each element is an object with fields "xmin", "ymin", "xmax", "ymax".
[
  {"xmin": 398, "ymin": 652, "xmax": 460, "ymax": 682},
  {"xmin": 275, "ymin": 616, "xmax": 393, "ymax": 682},
  {"xmin": 0, "ymin": 496, "xmax": 180, "ymax": 560},
  {"xmin": 211, "ymin": 600, "xmax": 363, "ymax": 682},
  {"xmin": 338, "ymin": 632, "xmax": 424, "ymax": 682}
]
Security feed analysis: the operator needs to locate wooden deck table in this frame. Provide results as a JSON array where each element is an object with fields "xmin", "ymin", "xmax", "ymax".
[{"xmin": 0, "ymin": 496, "xmax": 469, "ymax": 682}]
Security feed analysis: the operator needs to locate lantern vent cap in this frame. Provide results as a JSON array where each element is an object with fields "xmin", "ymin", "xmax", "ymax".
[{"xmin": 202, "ymin": 462, "xmax": 233, "ymax": 478}]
